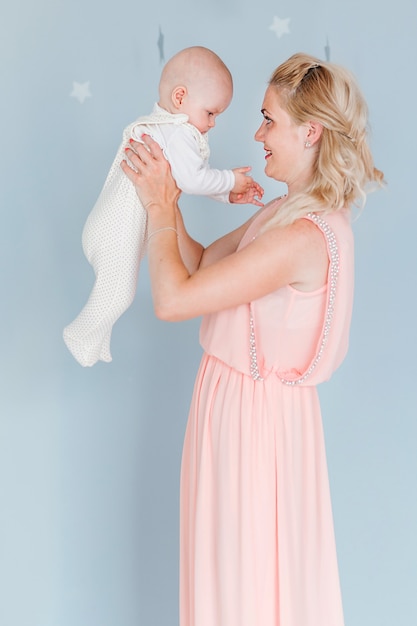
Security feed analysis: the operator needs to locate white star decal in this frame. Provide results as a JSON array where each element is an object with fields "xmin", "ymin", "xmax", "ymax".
[
  {"xmin": 70, "ymin": 81, "xmax": 92, "ymax": 104},
  {"xmin": 269, "ymin": 16, "xmax": 291, "ymax": 39}
]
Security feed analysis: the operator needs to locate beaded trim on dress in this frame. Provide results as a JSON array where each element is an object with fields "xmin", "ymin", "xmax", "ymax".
[{"xmin": 249, "ymin": 212, "xmax": 340, "ymax": 384}]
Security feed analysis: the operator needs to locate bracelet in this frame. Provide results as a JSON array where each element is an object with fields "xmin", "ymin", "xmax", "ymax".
[{"xmin": 147, "ymin": 226, "xmax": 178, "ymax": 242}]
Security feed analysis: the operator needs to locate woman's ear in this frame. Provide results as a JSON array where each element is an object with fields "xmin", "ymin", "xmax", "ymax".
[
  {"xmin": 305, "ymin": 120, "xmax": 323, "ymax": 147},
  {"xmin": 172, "ymin": 86, "xmax": 187, "ymax": 110}
]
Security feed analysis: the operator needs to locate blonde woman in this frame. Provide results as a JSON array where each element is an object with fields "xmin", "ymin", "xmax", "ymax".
[{"xmin": 122, "ymin": 53, "xmax": 384, "ymax": 626}]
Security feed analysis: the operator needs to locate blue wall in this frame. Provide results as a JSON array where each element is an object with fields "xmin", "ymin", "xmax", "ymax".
[{"xmin": 1, "ymin": 0, "xmax": 416, "ymax": 624}]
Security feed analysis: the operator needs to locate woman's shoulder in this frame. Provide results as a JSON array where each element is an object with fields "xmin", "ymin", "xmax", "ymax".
[{"xmin": 300, "ymin": 208, "xmax": 353, "ymax": 240}]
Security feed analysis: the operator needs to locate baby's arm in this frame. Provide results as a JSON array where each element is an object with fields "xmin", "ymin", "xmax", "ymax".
[
  {"xmin": 163, "ymin": 129, "xmax": 256, "ymax": 201},
  {"xmin": 165, "ymin": 129, "xmax": 234, "ymax": 197},
  {"xmin": 164, "ymin": 128, "xmax": 264, "ymax": 206}
]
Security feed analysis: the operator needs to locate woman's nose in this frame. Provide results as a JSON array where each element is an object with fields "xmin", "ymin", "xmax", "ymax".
[{"xmin": 254, "ymin": 124, "xmax": 264, "ymax": 142}]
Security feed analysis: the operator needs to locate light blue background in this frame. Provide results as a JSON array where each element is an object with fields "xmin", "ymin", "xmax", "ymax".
[{"xmin": 1, "ymin": 1, "xmax": 416, "ymax": 625}]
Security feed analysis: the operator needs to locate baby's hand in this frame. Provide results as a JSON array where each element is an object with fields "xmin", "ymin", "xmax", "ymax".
[
  {"xmin": 231, "ymin": 167, "xmax": 264, "ymax": 207},
  {"xmin": 232, "ymin": 166, "xmax": 255, "ymax": 194},
  {"xmin": 230, "ymin": 184, "xmax": 264, "ymax": 207}
]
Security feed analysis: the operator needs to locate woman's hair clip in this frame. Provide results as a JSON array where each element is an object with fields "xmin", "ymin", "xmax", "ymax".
[
  {"xmin": 303, "ymin": 62, "xmax": 321, "ymax": 79},
  {"xmin": 340, "ymin": 131, "xmax": 356, "ymax": 143}
]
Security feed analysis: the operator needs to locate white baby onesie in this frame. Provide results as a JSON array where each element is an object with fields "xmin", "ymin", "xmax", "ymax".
[{"xmin": 63, "ymin": 104, "xmax": 235, "ymax": 367}]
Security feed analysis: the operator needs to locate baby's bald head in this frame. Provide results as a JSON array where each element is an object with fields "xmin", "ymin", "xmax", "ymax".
[{"xmin": 158, "ymin": 46, "xmax": 233, "ymax": 120}]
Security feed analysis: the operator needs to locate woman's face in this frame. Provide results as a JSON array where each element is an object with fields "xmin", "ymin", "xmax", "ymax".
[{"xmin": 255, "ymin": 86, "xmax": 308, "ymax": 187}]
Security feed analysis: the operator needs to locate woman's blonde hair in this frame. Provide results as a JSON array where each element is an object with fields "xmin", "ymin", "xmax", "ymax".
[{"xmin": 265, "ymin": 53, "xmax": 384, "ymax": 227}]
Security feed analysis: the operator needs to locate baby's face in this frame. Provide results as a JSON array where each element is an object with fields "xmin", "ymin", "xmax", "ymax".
[{"xmin": 181, "ymin": 79, "xmax": 232, "ymax": 134}]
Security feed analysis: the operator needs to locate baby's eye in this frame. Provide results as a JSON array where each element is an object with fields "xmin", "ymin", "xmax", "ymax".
[{"xmin": 208, "ymin": 112, "xmax": 214, "ymax": 117}]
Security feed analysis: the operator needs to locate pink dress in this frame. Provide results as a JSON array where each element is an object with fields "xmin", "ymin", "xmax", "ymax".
[{"xmin": 180, "ymin": 199, "xmax": 354, "ymax": 626}]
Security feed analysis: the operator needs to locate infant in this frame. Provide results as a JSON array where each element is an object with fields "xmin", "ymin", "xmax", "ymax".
[{"xmin": 63, "ymin": 46, "xmax": 263, "ymax": 367}]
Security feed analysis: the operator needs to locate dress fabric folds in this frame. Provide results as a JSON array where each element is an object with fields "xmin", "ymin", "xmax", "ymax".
[{"xmin": 179, "ymin": 200, "xmax": 354, "ymax": 626}]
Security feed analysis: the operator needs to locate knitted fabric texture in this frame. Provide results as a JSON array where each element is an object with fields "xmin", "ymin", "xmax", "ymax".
[{"xmin": 63, "ymin": 109, "xmax": 219, "ymax": 366}]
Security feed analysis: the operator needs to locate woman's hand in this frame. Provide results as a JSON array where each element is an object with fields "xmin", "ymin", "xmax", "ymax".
[{"xmin": 121, "ymin": 135, "xmax": 181, "ymax": 211}]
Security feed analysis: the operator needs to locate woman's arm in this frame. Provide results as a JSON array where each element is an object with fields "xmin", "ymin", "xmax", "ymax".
[
  {"xmin": 198, "ymin": 207, "xmax": 263, "ymax": 269},
  {"xmin": 121, "ymin": 137, "xmax": 328, "ymax": 321},
  {"xmin": 173, "ymin": 206, "xmax": 204, "ymax": 275},
  {"xmin": 172, "ymin": 196, "xmax": 261, "ymax": 274},
  {"xmin": 148, "ymin": 219, "xmax": 327, "ymax": 321}
]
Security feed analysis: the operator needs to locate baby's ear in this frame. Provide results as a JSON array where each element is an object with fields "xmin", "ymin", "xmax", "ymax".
[{"xmin": 172, "ymin": 86, "xmax": 187, "ymax": 109}]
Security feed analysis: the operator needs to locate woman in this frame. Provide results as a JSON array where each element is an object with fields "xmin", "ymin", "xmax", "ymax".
[{"xmin": 121, "ymin": 53, "xmax": 384, "ymax": 626}]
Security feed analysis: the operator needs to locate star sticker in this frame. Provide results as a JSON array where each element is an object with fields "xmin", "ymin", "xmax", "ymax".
[
  {"xmin": 70, "ymin": 81, "xmax": 92, "ymax": 104},
  {"xmin": 269, "ymin": 16, "xmax": 291, "ymax": 39}
]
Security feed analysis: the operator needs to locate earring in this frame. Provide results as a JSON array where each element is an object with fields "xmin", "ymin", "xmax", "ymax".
[{"xmin": 304, "ymin": 140, "xmax": 311, "ymax": 148}]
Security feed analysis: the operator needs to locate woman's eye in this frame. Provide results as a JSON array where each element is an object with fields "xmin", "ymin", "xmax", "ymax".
[{"xmin": 264, "ymin": 116, "xmax": 273, "ymax": 125}]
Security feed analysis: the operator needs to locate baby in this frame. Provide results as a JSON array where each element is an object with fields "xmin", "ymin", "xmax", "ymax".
[{"xmin": 63, "ymin": 46, "xmax": 263, "ymax": 367}]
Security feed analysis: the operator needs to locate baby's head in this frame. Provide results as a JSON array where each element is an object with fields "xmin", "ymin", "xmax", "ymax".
[{"xmin": 158, "ymin": 46, "xmax": 233, "ymax": 134}]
